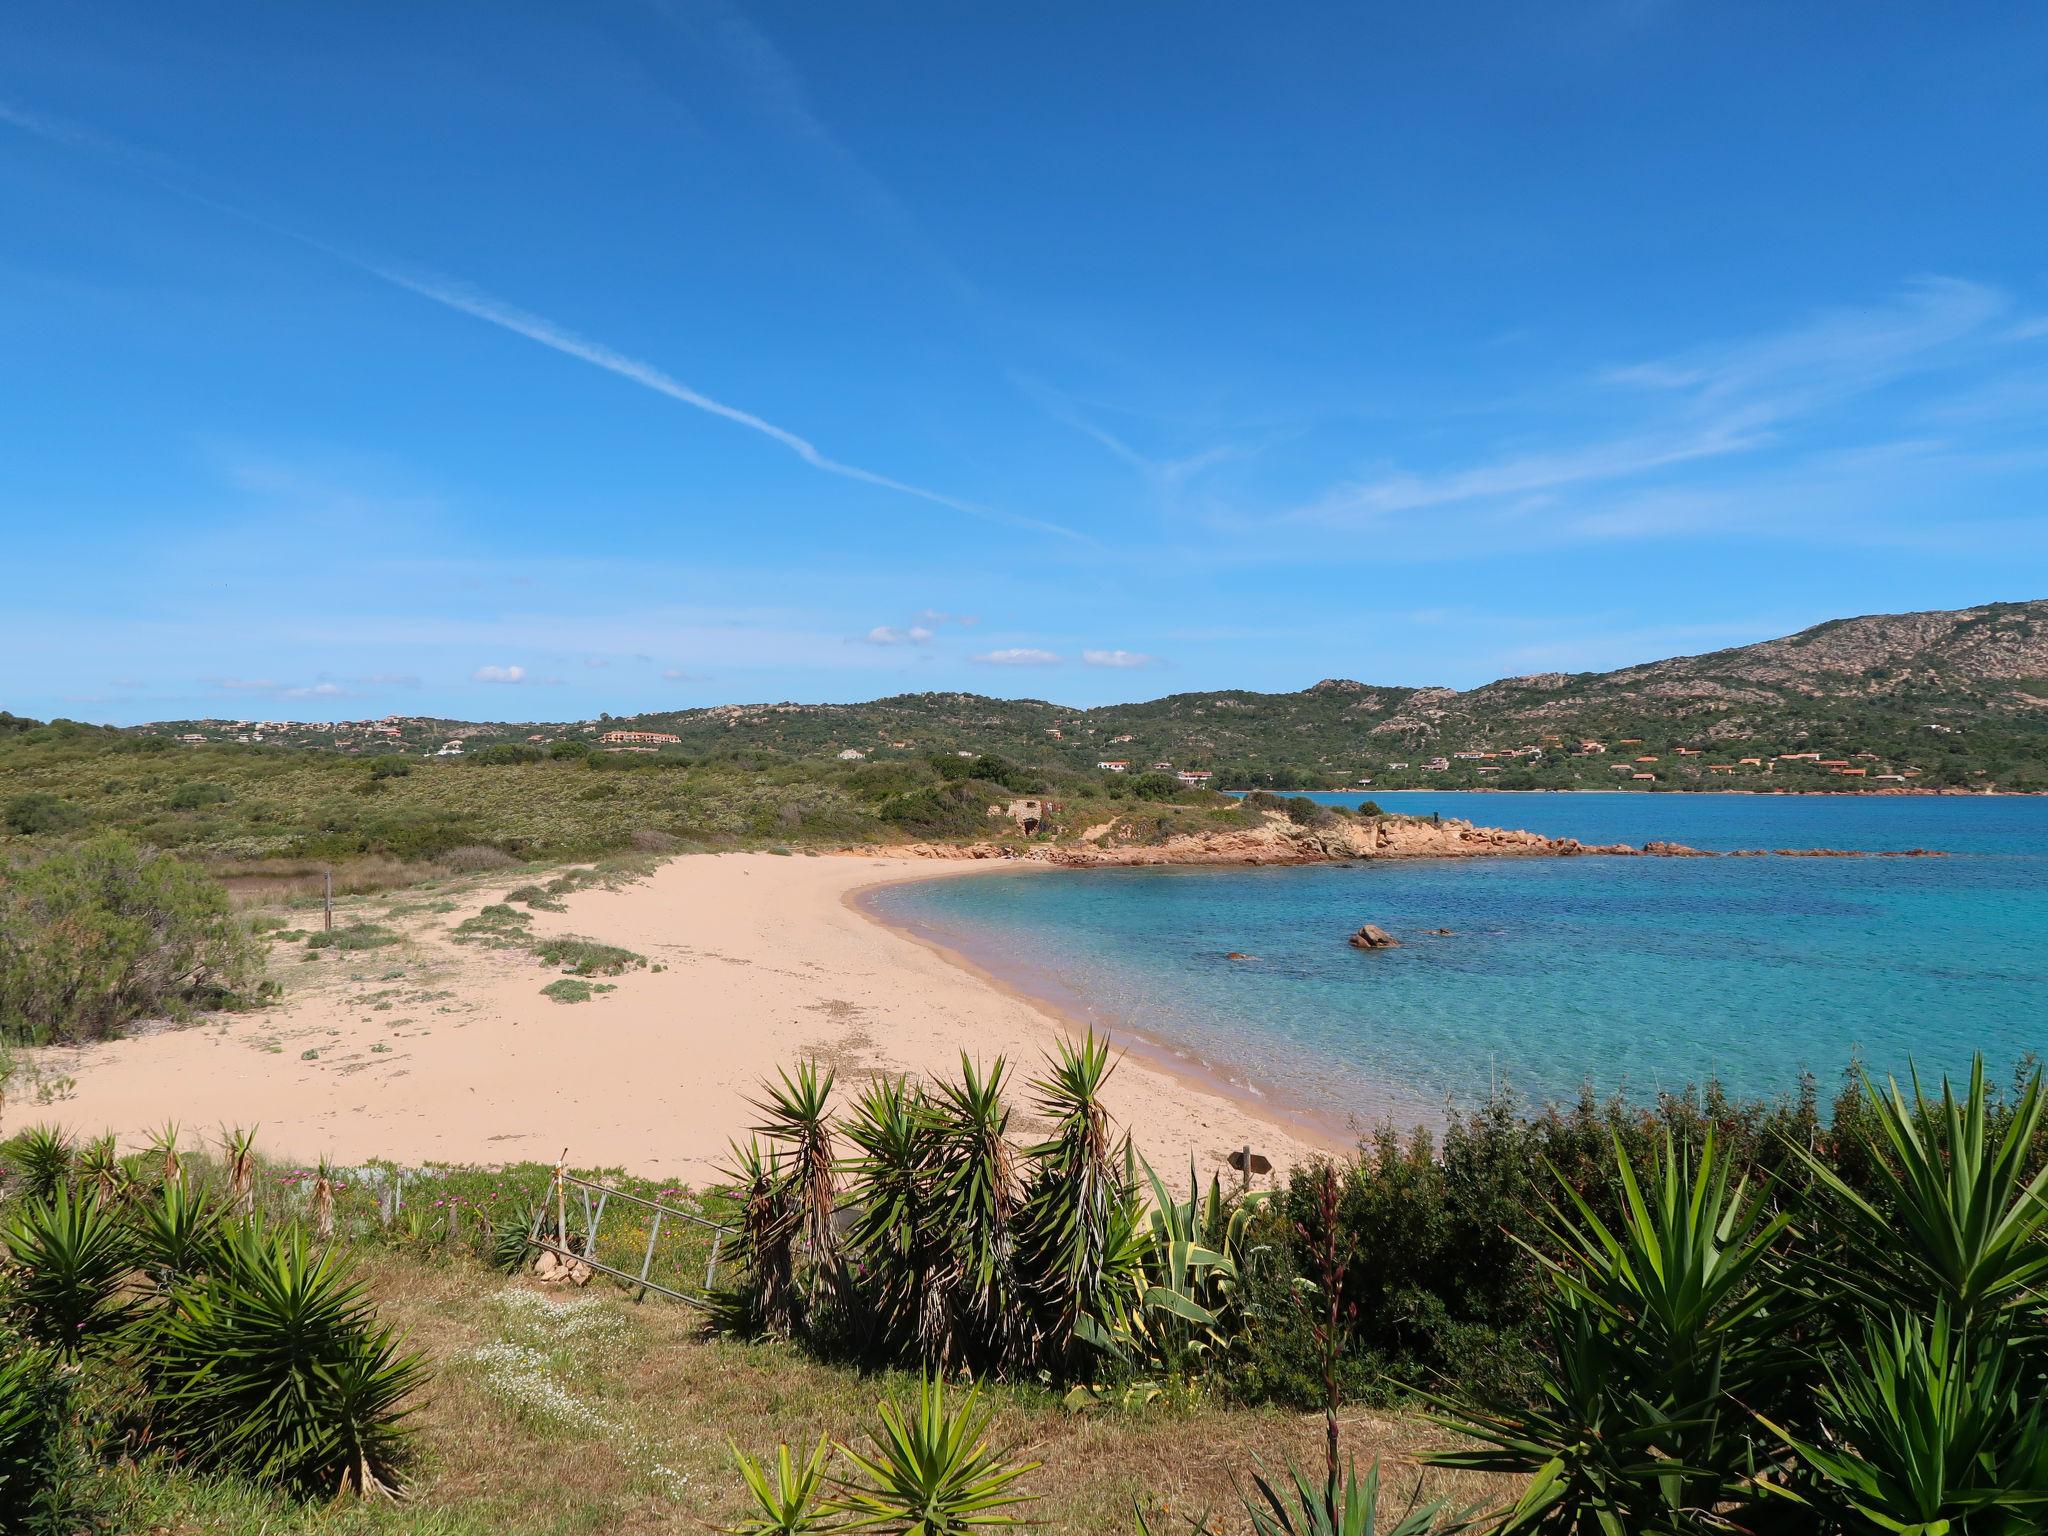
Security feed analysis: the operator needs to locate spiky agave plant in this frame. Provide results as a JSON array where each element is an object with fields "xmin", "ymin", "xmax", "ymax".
[
  {"xmin": 144, "ymin": 1220, "xmax": 428, "ymax": 1497},
  {"xmin": 1794, "ymin": 1056, "xmax": 2048, "ymax": 1333},
  {"xmin": 929, "ymin": 1055, "xmax": 1027, "ymax": 1372},
  {"xmin": 146, "ymin": 1119, "xmax": 182, "ymax": 1188},
  {"xmin": 751, "ymin": 1060, "xmax": 841, "ymax": 1305},
  {"xmin": 219, "ymin": 1125, "xmax": 259, "ymax": 1216},
  {"xmin": 839, "ymin": 1075, "xmax": 948, "ymax": 1362},
  {"xmin": 76, "ymin": 1133, "xmax": 126, "ymax": 1207},
  {"xmin": 728, "ymin": 1436, "xmax": 841, "ymax": 1536},
  {"xmin": 1, "ymin": 1185, "xmax": 140, "ymax": 1356},
  {"xmin": 132, "ymin": 1175, "xmax": 223, "ymax": 1288},
  {"xmin": 1207, "ymin": 1457, "xmax": 1472, "ymax": 1536},
  {"xmin": 1020, "ymin": 1030, "xmax": 1141, "ymax": 1371},
  {"xmin": 4, "ymin": 1126, "xmax": 72, "ymax": 1206},
  {"xmin": 1426, "ymin": 1131, "xmax": 1799, "ymax": 1533},
  {"xmin": 1760, "ymin": 1307, "xmax": 2048, "ymax": 1531},
  {"xmin": 831, "ymin": 1376, "xmax": 1037, "ymax": 1536}
]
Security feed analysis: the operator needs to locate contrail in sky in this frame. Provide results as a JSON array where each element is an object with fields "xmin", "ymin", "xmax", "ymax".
[{"xmin": 0, "ymin": 95, "xmax": 1089, "ymax": 545}]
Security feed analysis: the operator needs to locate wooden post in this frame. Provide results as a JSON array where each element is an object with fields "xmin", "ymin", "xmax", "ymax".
[
  {"xmin": 1241, "ymin": 1145, "xmax": 1252, "ymax": 1194},
  {"xmin": 323, "ymin": 868, "xmax": 333, "ymax": 932},
  {"xmin": 553, "ymin": 1152, "xmax": 569, "ymax": 1249},
  {"xmin": 705, "ymin": 1230, "xmax": 724, "ymax": 1292}
]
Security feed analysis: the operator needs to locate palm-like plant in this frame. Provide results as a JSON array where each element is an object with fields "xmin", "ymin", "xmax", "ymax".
[
  {"xmin": 1794, "ymin": 1057, "xmax": 2048, "ymax": 1332},
  {"xmin": 219, "ymin": 1124, "xmax": 259, "ymax": 1216},
  {"xmin": 1761, "ymin": 1308, "xmax": 2048, "ymax": 1533},
  {"xmin": 930, "ymin": 1056, "xmax": 1026, "ymax": 1371},
  {"xmin": 726, "ymin": 1136, "xmax": 801, "ymax": 1338},
  {"xmin": 145, "ymin": 1220, "xmax": 427, "ymax": 1497},
  {"xmin": 729, "ymin": 1436, "xmax": 841, "ymax": 1536},
  {"xmin": 76, "ymin": 1133, "xmax": 126, "ymax": 1206},
  {"xmin": 841, "ymin": 1076, "xmax": 948, "ymax": 1362},
  {"xmin": 753, "ymin": 1060, "xmax": 842, "ymax": 1302},
  {"xmin": 5, "ymin": 1126, "xmax": 72, "ymax": 1206},
  {"xmin": 1427, "ymin": 1131, "xmax": 1797, "ymax": 1533},
  {"xmin": 311, "ymin": 1158, "xmax": 336, "ymax": 1239},
  {"xmin": 146, "ymin": 1119, "xmax": 182, "ymax": 1187},
  {"xmin": 1021, "ymin": 1031, "xmax": 1137, "ymax": 1368},
  {"xmin": 832, "ymin": 1376, "xmax": 1037, "ymax": 1536},
  {"xmin": 2, "ymin": 1185, "xmax": 139, "ymax": 1355},
  {"xmin": 132, "ymin": 1175, "xmax": 223, "ymax": 1287}
]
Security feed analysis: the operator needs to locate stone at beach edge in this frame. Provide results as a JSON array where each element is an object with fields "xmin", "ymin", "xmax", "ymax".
[{"xmin": 1349, "ymin": 924, "xmax": 1400, "ymax": 950}]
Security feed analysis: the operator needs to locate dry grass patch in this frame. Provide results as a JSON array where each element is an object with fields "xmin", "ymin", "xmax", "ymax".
[{"xmin": 336, "ymin": 1249, "xmax": 1503, "ymax": 1536}]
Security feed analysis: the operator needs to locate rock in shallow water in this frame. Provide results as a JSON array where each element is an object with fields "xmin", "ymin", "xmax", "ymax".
[{"xmin": 1348, "ymin": 924, "xmax": 1401, "ymax": 950}]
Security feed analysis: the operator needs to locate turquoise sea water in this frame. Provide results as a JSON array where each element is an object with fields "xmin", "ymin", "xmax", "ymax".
[{"xmin": 862, "ymin": 794, "xmax": 2048, "ymax": 1130}]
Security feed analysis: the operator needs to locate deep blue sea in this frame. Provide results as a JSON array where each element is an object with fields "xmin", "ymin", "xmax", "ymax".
[{"xmin": 863, "ymin": 794, "xmax": 2048, "ymax": 1131}]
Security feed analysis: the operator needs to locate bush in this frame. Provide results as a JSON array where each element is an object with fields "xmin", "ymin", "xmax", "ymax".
[
  {"xmin": 437, "ymin": 845, "xmax": 518, "ymax": 873},
  {"xmin": 166, "ymin": 782, "xmax": 230, "ymax": 810},
  {"xmin": 0, "ymin": 833, "xmax": 255, "ymax": 1044},
  {"xmin": 304, "ymin": 923, "xmax": 400, "ymax": 953},
  {"xmin": 0, "ymin": 1345, "xmax": 69, "ymax": 1527},
  {"xmin": 472, "ymin": 743, "xmax": 542, "ymax": 766},
  {"xmin": 144, "ymin": 1222, "xmax": 427, "ymax": 1496},
  {"xmin": 1, "ymin": 795, "xmax": 85, "ymax": 836},
  {"xmin": 366, "ymin": 757, "xmax": 412, "ymax": 780}
]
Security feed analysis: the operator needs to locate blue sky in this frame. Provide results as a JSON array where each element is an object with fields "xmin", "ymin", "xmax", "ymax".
[{"xmin": 3, "ymin": 2, "xmax": 2046, "ymax": 724}]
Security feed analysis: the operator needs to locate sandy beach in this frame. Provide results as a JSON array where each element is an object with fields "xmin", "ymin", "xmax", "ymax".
[{"xmin": 22, "ymin": 853, "xmax": 1331, "ymax": 1183}]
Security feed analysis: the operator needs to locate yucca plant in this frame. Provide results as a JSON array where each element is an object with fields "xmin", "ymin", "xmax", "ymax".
[
  {"xmin": 1760, "ymin": 1307, "xmax": 2048, "ymax": 1533},
  {"xmin": 725, "ymin": 1137, "xmax": 801, "ymax": 1338},
  {"xmin": 489, "ymin": 1199, "xmax": 543, "ymax": 1274},
  {"xmin": 76, "ymin": 1133, "xmax": 126, "ymax": 1207},
  {"xmin": 752, "ymin": 1060, "xmax": 842, "ymax": 1303},
  {"xmin": 729, "ymin": 1435, "xmax": 841, "ymax": 1536},
  {"xmin": 144, "ymin": 1220, "xmax": 428, "ymax": 1497},
  {"xmin": 2, "ymin": 1186, "xmax": 139, "ymax": 1356},
  {"xmin": 1794, "ymin": 1057, "xmax": 2048, "ymax": 1333},
  {"xmin": 146, "ymin": 1119, "xmax": 182, "ymax": 1187},
  {"xmin": 4, "ymin": 1127, "xmax": 71, "ymax": 1206},
  {"xmin": 831, "ymin": 1376, "xmax": 1037, "ymax": 1536},
  {"xmin": 311, "ymin": 1159, "xmax": 336, "ymax": 1239},
  {"xmin": 1021, "ymin": 1031, "xmax": 1138, "ymax": 1369},
  {"xmin": 929, "ymin": 1056, "xmax": 1027, "ymax": 1372},
  {"xmin": 840, "ymin": 1076, "xmax": 948, "ymax": 1362},
  {"xmin": 220, "ymin": 1124, "xmax": 258, "ymax": 1216},
  {"xmin": 1427, "ymin": 1131, "xmax": 1798, "ymax": 1533},
  {"xmin": 132, "ymin": 1175, "xmax": 223, "ymax": 1287}
]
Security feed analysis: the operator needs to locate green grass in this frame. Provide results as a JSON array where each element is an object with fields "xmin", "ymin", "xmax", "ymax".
[
  {"xmin": 540, "ymin": 979, "xmax": 615, "ymax": 1004},
  {"xmin": 306, "ymin": 923, "xmax": 402, "ymax": 951}
]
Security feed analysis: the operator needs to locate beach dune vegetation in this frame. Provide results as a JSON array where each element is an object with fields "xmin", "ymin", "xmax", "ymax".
[{"xmin": 0, "ymin": 832, "xmax": 256, "ymax": 1044}]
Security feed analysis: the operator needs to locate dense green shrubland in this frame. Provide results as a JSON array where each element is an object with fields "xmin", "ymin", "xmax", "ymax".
[
  {"xmin": 0, "ymin": 733, "xmax": 1259, "ymax": 867},
  {"xmin": 0, "ymin": 832, "xmax": 260, "ymax": 1045},
  {"xmin": 718, "ymin": 1049, "xmax": 2048, "ymax": 1534}
]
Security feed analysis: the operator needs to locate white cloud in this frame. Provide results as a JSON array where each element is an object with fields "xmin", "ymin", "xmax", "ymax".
[
  {"xmin": 473, "ymin": 664, "xmax": 527, "ymax": 684},
  {"xmin": 972, "ymin": 647, "xmax": 1062, "ymax": 666},
  {"xmin": 915, "ymin": 609, "xmax": 979, "ymax": 628},
  {"xmin": 281, "ymin": 681, "xmax": 347, "ymax": 699},
  {"xmin": 1082, "ymin": 649, "xmax": 1158, "ymax": 668},
  {"xmin": 865, "ymin": 624, "xmax": 936, "ymax": 646}
]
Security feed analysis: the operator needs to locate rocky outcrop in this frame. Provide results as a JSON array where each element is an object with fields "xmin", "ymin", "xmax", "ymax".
[{"xmin": 1348, "ymin": 924, "xmax": 1400, "ymax": 950}]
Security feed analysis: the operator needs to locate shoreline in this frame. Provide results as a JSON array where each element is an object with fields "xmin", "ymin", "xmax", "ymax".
[
  {"xmin": 22, "ymin": 852, "xmax": 1334, "ymax": 1183},
  {"xmin": 841, "ymin": 863, "xmax": 1362, "ymax": 1154}
]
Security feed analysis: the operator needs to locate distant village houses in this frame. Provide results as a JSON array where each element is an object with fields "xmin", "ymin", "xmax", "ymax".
[{"xmin": 599, "ymin": 729, "xmax": 680, "ymax": 746}]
